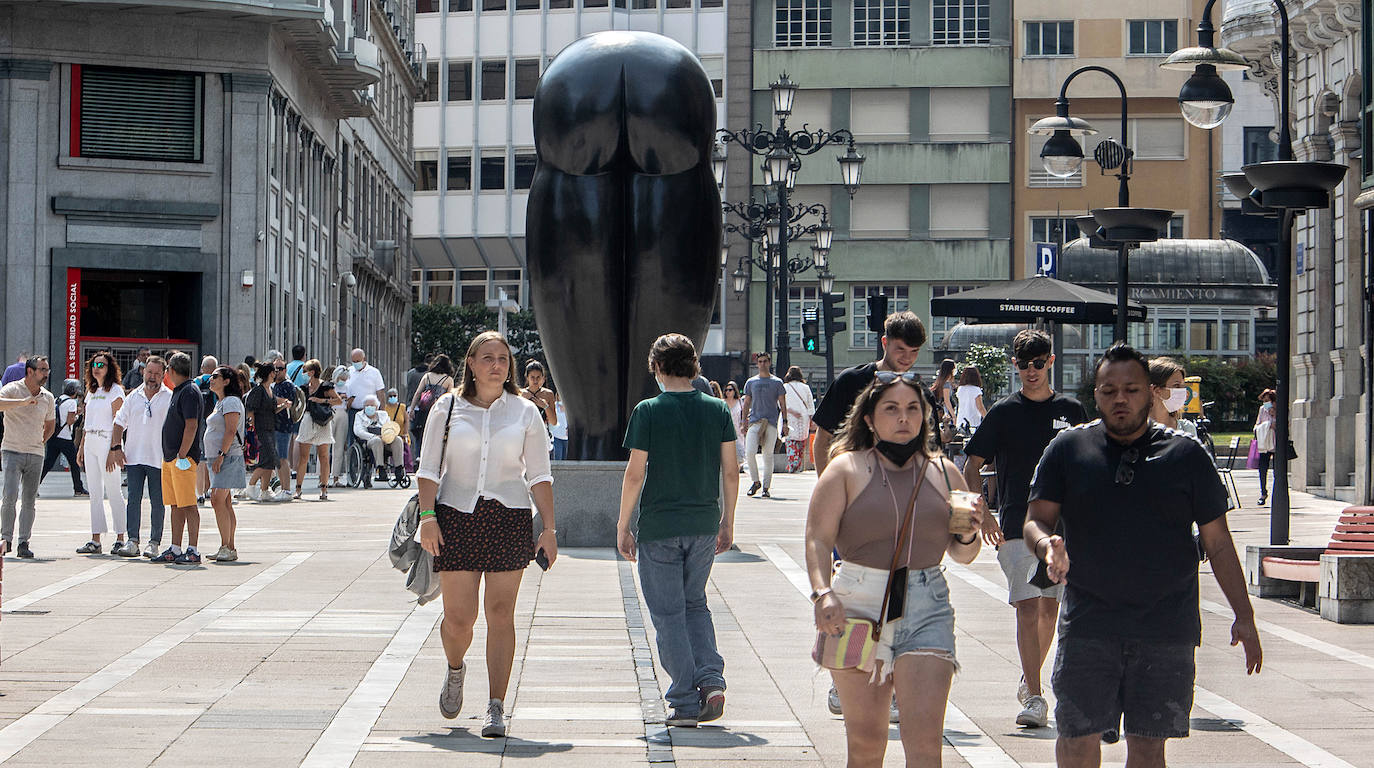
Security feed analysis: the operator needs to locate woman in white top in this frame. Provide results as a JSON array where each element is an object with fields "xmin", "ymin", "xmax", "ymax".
[
  {"xmin": 722, "ymin": 381, "xmax": 745, "ymax": 467},
  {"xmin": 75, "ymin": 352, "xmax": 127, "ymax": 555},
  {"xmin": 783, "ymin": 366, "xmax": 815, "ymax": 473},
  {"xmin": 328, "ymin": 365, "xmax": 351, "ymax": 487},
  {"xmin": 953, "ymin": 365, "xmax": 987, "ymax": 432},
  {"xmin": 416, "ymin": 331, "xmax": 558, "ymax": 738}
]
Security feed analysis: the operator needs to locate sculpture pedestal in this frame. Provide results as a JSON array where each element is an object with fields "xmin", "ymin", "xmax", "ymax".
[{"xmin": 536, "ymin": 461, "xmax": 629, "ymax": 548}]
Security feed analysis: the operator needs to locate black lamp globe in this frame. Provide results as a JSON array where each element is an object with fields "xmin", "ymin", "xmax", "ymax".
[
  {"xmin": 1176, "ymin": 63, "xmax": 1235, "ymax": 129},
  {"xmin": 1040, "ymin": 129, "xmax": 1086, "ymax": 179}
]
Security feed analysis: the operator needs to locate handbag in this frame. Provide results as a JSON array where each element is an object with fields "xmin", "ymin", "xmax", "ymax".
[
  {"xmin": 306, "ymin": 383, "xmax": 334, "ymax": 424},
  {"xmin": 812, "ymin": 458, "xmax": 930, "ymax": 670},
  {"xmin": 1246, "ymin": 438, "xmax": 1260, "ymax": 470},
  {"xmin": 1255, "ymin": 420, "xmax": 1276, "ymax": 453}
]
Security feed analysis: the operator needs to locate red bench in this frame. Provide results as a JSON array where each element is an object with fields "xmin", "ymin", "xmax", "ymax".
[{"xmin": 1261, "ymin": 506, "xmax": 1374, "ymax": 605}]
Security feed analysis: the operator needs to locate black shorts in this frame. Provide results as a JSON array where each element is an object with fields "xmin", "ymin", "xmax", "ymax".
[
  {"xmin": 1051, "ymin": 635, "xmax": 1196, "ymax": 740},
  {"xmin": 432, "ymin": 498, "xmax": 534, "ymax": 572}
]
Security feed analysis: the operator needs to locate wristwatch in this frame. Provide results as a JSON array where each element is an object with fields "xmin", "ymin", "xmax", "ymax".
[
  {"xmin": 808, "ymin": 586, "xmax": 832, "ymax": 604},
  {"xmin": 110, "ymin": 445, "xmax": 122, "ymax": 452}
]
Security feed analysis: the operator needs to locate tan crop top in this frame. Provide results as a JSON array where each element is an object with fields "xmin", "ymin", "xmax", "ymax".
[{"xmin": 834, "ymin": 452, "xmax": 956, "ymax": 571}]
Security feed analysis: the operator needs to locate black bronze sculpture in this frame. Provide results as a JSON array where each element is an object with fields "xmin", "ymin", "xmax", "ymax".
[{"xmin": 527, "ymin": 32, "xmax": 722, "ymax": 460}]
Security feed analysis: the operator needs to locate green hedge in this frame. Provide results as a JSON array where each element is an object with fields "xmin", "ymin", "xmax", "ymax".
[
  {"xmin": 411, "ymin": 304, "xmax": 547, "ymax": 380},
  {"xmin": 1076, "ymin": 353, "xmax": 1276, "ymax": 430}
]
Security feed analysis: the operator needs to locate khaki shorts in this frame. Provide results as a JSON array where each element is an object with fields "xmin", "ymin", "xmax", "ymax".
[{"xmin": 161, "ymin": 459, "xmax": 199, "ymax": 508}]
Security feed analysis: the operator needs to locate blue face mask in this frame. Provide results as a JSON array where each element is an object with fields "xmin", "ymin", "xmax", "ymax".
[
  {"xmin": 387, "ymin": 397, "xmax": 398, "ymax": 405},
  {"xmin": 364, "ymin": 405, "xmax": 377, "ymax": 416},
  {"xmin": 352, "ymin": 361, "xmax": 365, "ymax": 371}
]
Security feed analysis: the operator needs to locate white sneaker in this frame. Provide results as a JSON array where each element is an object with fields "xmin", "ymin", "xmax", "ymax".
[
  {"xmin": 246, "ymin": 486, "xmax": 262, "ymax": 501},
  {"xmin": 439, "ymin": 663, "xmax": 465, "ymax": 719},
  {"xmin": 1017, "ymin": 676, "xmax": 1031, "ymax": 705},
  {"xmin": 826, "ymin": 684, "xmax": 842, "ymax": 715},
  {"xmin": 481, "ymin": 699, "xmax": 506, "ymax": 738},
  {"xmin": 271, "ymin": 489, "xmax": 292, "ymax": 502},
  {"xmin": 1017, "ymin": 695, "xmax": 1049, "ymax": 728},
  {"xmin": 143, "ymin": 540, "xmax": 160, "ymax": 559}
]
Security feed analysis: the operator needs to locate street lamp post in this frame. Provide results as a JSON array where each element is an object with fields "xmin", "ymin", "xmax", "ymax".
[
  {"xmin": 1162, "ymin": 0, "xmax": 1347, "ymax": 544},
  {"xmin": 716, "ymin": 73, "xmax": 863, "ymax": 372},
  {"xmin": 1030, "ymin": 66, "xmax": 1173, "ymax": 343}
]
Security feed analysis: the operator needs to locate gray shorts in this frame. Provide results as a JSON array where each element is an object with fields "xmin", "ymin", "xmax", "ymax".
[
  {"xmin": 997, "ymin": 540, "xmax": 1064, "ymax": 604},
  {"xmin": 210, "ymin": 453, "xmax": 247, "ymax": 490}
]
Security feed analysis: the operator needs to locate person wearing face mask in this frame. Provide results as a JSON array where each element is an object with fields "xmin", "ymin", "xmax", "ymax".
[
  {"xmin": 805, "ymin": 370, "xmax": 985, "ymax": 766},
  {"xmin": 107, "ymin": 356, "xmax": 173, "ymax": 559},
  {"xmin": 382, "ymin": 387, "xmax": 410, "ymax": 472},
  {"xmin": 346, "ymin": 348, "xmax": 387, "ymax": 448},
  {"xmin": 353, "ymin": 394, "xmax": 403, "ymax": 487},
  {"xmin": 617, "ymin": 334, "xmax": 740, "ymax": 727},
  {"xmin": 961, "ymin": 329, "xmax": 1087, "ymax": 730},
  {"xmin": 1147, "ymin": 357, "xmax": 1196, "ymax": 437}
]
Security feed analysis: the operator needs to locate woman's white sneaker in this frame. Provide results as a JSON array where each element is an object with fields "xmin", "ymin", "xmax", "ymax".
[
  {"xmin": 439, "ymin": 663, "xmax": 465, "ymax": 719},
  {"xmin": 481, "ymin": 699, "xmax": 506, "ymax": 737}
]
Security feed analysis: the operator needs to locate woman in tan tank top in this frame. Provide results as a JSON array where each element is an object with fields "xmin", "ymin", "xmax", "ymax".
[{"xmin": 804, "ymin": 373, "xmax": 986, "ymax": 768}]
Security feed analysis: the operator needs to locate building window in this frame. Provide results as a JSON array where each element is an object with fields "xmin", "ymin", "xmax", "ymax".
[
  {"xmin": 667, "ymin": 0, "xmax": 691, "ymax": 7},
  {"xmin": 415, "ymin": 156, "xmax": 439, "ymax": 191},
  {"xmin": 1127, "ymin": 20, "xmax": 1178, "ymax": 55},
  {"xmin": 1221, "ymin": 319, "xmax": 1251, "ymax": 352},
  {"xmin": 514, "ymin": 60, "xmax": 540, "ymax": 100},
  {"xmin": 854, "ymin": 0, "xmax": 910, "ymax": 46},
  {"xmin": 516, "ymin": 0, "xmax": 540, "ymax": 8},
  {"xmin": 448, "ymin": 62, "xmax": 473, "ymax": 101},
  {"xmin": 1027, "ymin": 133, "xmax": 1083, "ymax": 187},
  {"xmin": 1030, "ymin": 215, "xmax": 1076, "ymax": 245},
  {"xmin": 702, "ymin": 0, "xmax": 723, "ymax": 6},
  {"xmin": 1024, "ymin": 21, "xmax": 1073, "ymax": 56},
  {"xmin": 480, "ymin": 156, "xmax": 505, "ymax": 190},
  {"xmin": 71, "ymin": 65, "xmax": 203, "ymax": 162},
  {"xmin": 1189, "ymin": 319, "xmax": 1217, "ymax": 351},
  {"xmin": 1130, "ymin": 117, "xmax": 1185, "ymax": 159},
  {"xmin": 513, "ymin": 154, "xmax": 537, "ymax": 189},
  {"xmin": 549, "ymin": 0, "xmax": 571, "ymax": 7},
  {"xmin": 446, "ymin": 153, "xmax": 472, "ymax": 191},
  {"xmin": 775, "ymin": 0, "xmax": 832, "ymax": 47},
  {"xmin": 633, "ymin": 0, "xmax": 657, "ymax": 7},
  {"xmin": 930, "ymin": 284, "xmax": 979, "ymax": 341},
  {"xmin": 775, "ymin": 286, "xmax": 823, "ymax": 349},
  {"xmin": 932, "ymin": 0, "xmax": 989, "ymax": 45},
  {"xmin": 1157, "ymin": 318, "xmax": 1185, "ymax": 351},
  {"xmin": 850, "ymin": 88, "xmax": 909, "ymax": 141},
  {"xmin": 420, "ymin": 62, "xmax": 439, "ymax": 102},
  {"xmin": 1244, "ymin": 126, "xmax": 1278, "ymax": 165},
  {"xmin": 851, "ymin": 285, "xmax": 909, "ymax": 348},
  {"xmin": 480, "ymin": 61, "xmax": 505, "ymax": 100},
  {"xmin": 850, "ymin": 185, "xmax": 909, "ymax": 238},
  {"xmin": 1167, "ymin": 215, "xmax": 1184, "ymax": 238},
  {"xmin": 930, "ymin": 184, "xmax": 990, "ymax": 238},
  {"xmin": 483, "ymin": 0, "xmax": 506, "ymax": 9},
  {"xmin": 417, "ymin": 0, "xmax": 440, "ymax": 11},
  {"xmin": 450, "ymin": 0, "xmax": 473, "ymax": 10},
  {"xmin": 928, "ymin": 87, "xmax": 989, "ymax": 141}
]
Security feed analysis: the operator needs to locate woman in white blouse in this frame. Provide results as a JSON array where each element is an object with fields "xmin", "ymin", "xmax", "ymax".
[
  {"xmin": 416, "ymin": 331, "xmax": 558, "ymax": 738},
  {"xmin": 75, "ymin": 351, "xmax": 127, "ymax": 555}
]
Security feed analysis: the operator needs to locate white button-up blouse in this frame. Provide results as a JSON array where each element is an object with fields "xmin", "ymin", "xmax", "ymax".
[{"xmin": 416, "ymin": 391, "xmax": 553, "ymax": 512}]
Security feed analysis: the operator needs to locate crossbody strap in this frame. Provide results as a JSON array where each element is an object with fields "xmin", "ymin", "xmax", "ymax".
[{"xmin": 872, "ymin": 457, "xmax": 931, "ymax": 640}]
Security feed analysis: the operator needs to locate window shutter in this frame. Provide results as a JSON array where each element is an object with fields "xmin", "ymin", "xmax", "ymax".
[{"xmin": 78, "ymin": 66, "xmax": 202, "ymax": 162}]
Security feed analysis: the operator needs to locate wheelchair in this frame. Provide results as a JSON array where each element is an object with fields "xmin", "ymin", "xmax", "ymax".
[{"xmin": 345, "ymin": 435, "xmax": 411, "ymax": 489}]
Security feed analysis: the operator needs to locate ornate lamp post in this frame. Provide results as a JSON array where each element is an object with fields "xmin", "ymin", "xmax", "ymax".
[
  {"xmin": 1162, "ymin": 0, "xmax": 1346, "ymax": 544},
  {"xmin": 1029, "ymin": 66, "xmax": 1173, "ymax": 343},
  {"xmin": 715, "ymin": 73, "xmax": 863, "ymax": 371}
]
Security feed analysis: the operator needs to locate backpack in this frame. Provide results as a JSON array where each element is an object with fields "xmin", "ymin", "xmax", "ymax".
[
  {"xmin": 55, "ymin": 395, "xmax": 79, "ymax": 437},
  {"xmin": 414, "ymin": 376, "xmax": 449, "ymax": 424}
]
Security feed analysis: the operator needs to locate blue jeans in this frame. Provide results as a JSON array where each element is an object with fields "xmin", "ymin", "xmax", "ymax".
[
  {"xmin": 637, "ymin": 534, "xmax": 725, "ymax": 714},
  {"xmin": 125, "ymin": 463, "xmax": 164, "ymax": 543},
  {"xmin": 551, "ymin": 437, "xmax": 567, "ymax": 460}
]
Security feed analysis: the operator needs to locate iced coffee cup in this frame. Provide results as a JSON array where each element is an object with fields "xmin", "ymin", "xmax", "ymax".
[{"xmin": 948, "ymin": 490, "xmax": 980, "ymax": 536}]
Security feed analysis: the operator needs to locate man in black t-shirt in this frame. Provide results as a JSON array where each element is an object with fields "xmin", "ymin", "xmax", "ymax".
[
  {"xmin": 1026, "ymin": 343, "xmax": 1261, "ymax": 767},
  {"xmin": 156, "ymin": 352, "xmax": 206, "ymax": 565},
  {"xmin": 961, "ymin": 329, "xmax": 1086, "ymax": 729},
  {"xmin": 812, "ymin": 310, "xmax": 933, "ymax": 476}
]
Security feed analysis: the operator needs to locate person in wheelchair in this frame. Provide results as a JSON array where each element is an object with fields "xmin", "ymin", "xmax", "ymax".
[{"xmin": 352, "ymin": 395, "xmax": 405, "ymax": 487}]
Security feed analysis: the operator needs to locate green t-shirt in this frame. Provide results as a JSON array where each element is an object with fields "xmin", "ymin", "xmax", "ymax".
[{"xmin": 623, "ymin": 390, "xmax": 739, "ymax": 543}]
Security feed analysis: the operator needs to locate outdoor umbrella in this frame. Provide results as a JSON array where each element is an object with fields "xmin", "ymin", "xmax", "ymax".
[{"xmin": 929, "ymin": 274, "xmax": 1147, "ymax": 324}]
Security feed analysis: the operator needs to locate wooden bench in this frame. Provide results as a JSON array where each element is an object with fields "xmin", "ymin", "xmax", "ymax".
[{"xmin": 1260, "ymin": 507, "xmax": 1374, "ymax": 607}]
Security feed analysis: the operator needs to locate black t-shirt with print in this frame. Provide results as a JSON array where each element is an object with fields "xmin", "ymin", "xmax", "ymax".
[
  {"xmin": 162, "ymin": 379, "xmax": 205, "ymax": 463},
  {"xmin": 1029, "ymin": 421, "xmax": 1229, "ymax": 644},
  {"xmin": 812, "ymin": 362, "xmax": 939, "ymax": 435},
  {"xmin": 962, "ymin": 390, "xmax": 1087, "ymax": 539}
]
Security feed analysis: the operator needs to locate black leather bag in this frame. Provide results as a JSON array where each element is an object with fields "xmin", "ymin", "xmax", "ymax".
[{"xmin": 306, "ymin": 383, "xmax": 335, "ymax": 424}]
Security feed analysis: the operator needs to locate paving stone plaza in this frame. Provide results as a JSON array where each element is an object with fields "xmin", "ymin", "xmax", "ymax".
[{"xmin": 1, "ymin": 468, "xmax": 1371, "ymax": 767}]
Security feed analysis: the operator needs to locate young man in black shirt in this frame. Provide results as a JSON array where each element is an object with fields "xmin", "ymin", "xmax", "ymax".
[
  {"xmin": 155, "ymin": 352, "xmax": 206, "ymax": 565},
  {"xmin": 962, "ymin": 329, "xmax": 1086, "ymax": 729},
  {"xmin": 812, "ymin": 310, "xmax": 932, "ymax": 475},
  {"xmin": 1025, "ymin": 343, "xmax": 1261, "ymax": 768}
]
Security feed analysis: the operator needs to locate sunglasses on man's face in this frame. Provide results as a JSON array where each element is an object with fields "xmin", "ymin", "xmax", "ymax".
[{"xmin": 1015, "ymin": 357, "xmax": 1049, "ymax": 370}]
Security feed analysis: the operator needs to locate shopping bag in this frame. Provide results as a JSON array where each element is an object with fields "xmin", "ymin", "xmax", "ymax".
[{"xmin": 1246, "ymin": 439, "xmax": 1260, "ymax": 470}]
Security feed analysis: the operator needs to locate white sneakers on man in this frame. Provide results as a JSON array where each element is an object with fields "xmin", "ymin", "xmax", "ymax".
[{"xmin": 1017, "ymin": 695, "xmax": 1049, "ymax": 728}]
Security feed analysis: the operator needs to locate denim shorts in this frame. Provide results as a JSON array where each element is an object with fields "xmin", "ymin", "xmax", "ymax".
[
  {"xmin": 1052, "ymin": 635, "xmax": 1196, "ymax": 740},
  {"xmin": 832, "ymin": 563, "xmax": 957, "ymax": 668}
]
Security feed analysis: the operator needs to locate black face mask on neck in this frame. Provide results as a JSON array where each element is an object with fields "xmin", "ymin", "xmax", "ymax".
[{"xmin": 874, "ymin": 437, "xmax": 923, "ymax": 467}]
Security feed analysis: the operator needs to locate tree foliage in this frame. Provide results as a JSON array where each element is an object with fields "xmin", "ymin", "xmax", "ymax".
[
  {"xmin": 960, "ymin": 343, "xmax": 1012, "ymax": 400},
  {"xmin": 411, "ymin": 304, "xmax": 547, "ymax": 381},
  {"xmin": 1075, "ymin": 353, "xmax": 1277, "ymax": 429}
]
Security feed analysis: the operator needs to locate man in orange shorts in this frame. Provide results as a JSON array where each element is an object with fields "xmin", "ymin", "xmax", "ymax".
[{"xmin": 153, "ymin": 352, "xmax": 205, "ymax": 565}]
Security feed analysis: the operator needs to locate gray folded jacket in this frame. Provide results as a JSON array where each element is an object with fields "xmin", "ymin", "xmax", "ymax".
[{"xmin": 388, "ymin": 493, "xmax": 442, "ymax": 605}]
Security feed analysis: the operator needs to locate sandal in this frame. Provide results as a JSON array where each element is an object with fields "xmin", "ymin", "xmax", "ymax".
[{"xmin": 293, "ymin": 487, "xmax": 303, "ymax": 500}]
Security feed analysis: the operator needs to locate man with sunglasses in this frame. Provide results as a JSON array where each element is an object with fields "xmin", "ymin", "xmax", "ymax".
[
  {"xmin": 108, "ymin": 355, "xmax": 172, "ymax": 559},
  {"xmin": 1024, "ymin": 343, "xmax": 1260, "ymax": 767},
  {"xmin": 962, "ymin": 329, "xmax": 1086, "ymax": 729}
]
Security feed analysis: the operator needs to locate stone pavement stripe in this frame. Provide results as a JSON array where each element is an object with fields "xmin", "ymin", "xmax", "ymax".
[
  {"xmin": 0, "ymin": 550, "xmax": 312, "ymax": 764},
  {"xmin": 760, "ymin": 543, "xmax": 1025, "ymax": 768},
  {"xmin": 299, "ymin": 599, "xmax": 443, "ymax": 768},
  {"xmin": 360, "ymin": 735, "xmax": 647, "ymax": 752},
  {"xmin": 2, "ymin": 560, "xmax": 125, "ymax": 612},
  {"xmin": 945, "ymin": 560, "xmax": 1010, "ymax": 602},
  {"xmin": 514, "ymin": 705, "xmax": 644, "ymax": 720},
  {"xmin": 1200, "ymin": 599, "xmax": 1374, "ymax": 673},
  {"xmin": 1193, "ymin": 687, "xmax": 1358, "ymax": 768},
  {"xmin": 617, "ymin": 556, "xmax": 676, "ymax": 765}
]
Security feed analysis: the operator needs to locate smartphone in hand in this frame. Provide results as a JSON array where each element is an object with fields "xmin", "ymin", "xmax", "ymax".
[{"xmin": 534, "ymin": 548, "xmax": 550, "ymax": 571}]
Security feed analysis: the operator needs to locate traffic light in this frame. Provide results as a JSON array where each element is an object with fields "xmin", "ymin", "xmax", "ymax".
[
  {"xmin": 823, "ymin": 292, "xmax": 847, "ymax": 338},
  {"xmin": 801, "ymin": 309, "xmax": 820, "ymax": 354},
  {"xmin": 867, "ymin": 293, "xmax": 889, "ymax": 333}
]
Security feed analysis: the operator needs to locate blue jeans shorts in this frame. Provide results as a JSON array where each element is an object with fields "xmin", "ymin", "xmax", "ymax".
[
  {"xmin": 832, "ymin": 563, "xmax": 958, "ymax": 670},
  {"xmin": 1052, "ymin": 635, "xmax": 1196, "ymax": 740}
]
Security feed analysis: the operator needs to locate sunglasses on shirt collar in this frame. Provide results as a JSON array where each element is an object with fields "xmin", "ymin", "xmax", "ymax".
[{"xmin": 874, "ymin": 371, "xmax": 920, "ymax": 385}]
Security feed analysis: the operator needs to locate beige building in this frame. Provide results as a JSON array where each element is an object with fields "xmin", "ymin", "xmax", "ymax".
[{"xmin": 1013, "ymin": 0, "xmax": 1223, "ymax": 284}]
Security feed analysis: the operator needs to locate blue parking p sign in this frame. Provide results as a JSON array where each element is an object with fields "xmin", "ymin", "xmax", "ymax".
[{"xmin": 1036, "ymin": 242, "xmax": 1058, "ymax": 277}]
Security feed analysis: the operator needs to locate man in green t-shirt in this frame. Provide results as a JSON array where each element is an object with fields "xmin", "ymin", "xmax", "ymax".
[{"xmin": 618, "ymin": 334, "xmax": 740, "ymax": 729}]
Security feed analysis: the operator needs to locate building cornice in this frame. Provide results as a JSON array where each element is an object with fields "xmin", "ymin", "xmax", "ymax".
[{"xmin": 0, "ymin": 59, "xmax": 53, "ymax": 80}]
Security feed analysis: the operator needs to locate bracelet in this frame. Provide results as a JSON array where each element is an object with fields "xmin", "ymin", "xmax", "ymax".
[
  {"xmin": 542, "ymin": 528, "xmax": 557, "ymax": 535},
  {"xmin": 110, "ymin": 445, "xmax": 122, "ymax": 452},
  {"xmin": 418, "ymin": 510, "xmax": 437, "ymax": 519},
  {"xmin": 954, "ymin": 533, "xmax": 977, "ymax": 546}
]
